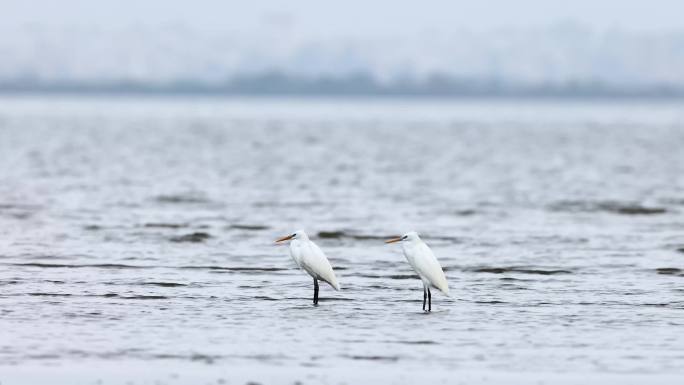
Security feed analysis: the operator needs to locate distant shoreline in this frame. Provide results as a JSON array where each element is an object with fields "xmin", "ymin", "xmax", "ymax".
[
  {"xmin": 2, "ymin": 88, "xmax": 683, "ymax": 100},
  {"xmin": 2, "ymin": 74, "xmax": 683, "ymax": 100}
]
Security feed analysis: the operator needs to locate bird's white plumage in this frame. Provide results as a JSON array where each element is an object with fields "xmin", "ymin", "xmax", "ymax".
[
  {"xmin": 399, "ymin": 232, "xmax": 449, "ymax": 295},
  {"xmin": 288, "ymin": 231, "xmax": 340, "ymax": 290}
]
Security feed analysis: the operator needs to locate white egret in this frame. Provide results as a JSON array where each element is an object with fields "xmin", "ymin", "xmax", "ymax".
[
  {"xmin": 275, "ymin": 230, "xmax": 340, "ymax": 305},
  {"xmin": 385, "ymin": 231, "xmax": 450, "ymax": 311}
]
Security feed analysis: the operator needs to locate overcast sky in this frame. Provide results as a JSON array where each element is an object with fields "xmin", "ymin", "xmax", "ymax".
[
  {"xmin": 2, "ymin": 0, "xmax": 683, "ymax": 87},
  {"xmin": 2, "ymin": 0, "xmax": 683, "ymax": 35}
]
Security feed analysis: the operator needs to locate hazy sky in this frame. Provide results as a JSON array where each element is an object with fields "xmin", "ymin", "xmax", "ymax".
[
  {"xmin": 2, "ymin": 0, "xmax": 683, "ymax": 86},
  {"xmin": 2, "ymin": 0, "xmax": 683, "ymax": 34}
]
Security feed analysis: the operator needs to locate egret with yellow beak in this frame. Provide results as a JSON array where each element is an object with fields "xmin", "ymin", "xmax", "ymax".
[
  {"xmin": 275, "ymin": 230, "xmax": 340, "ymax": 305},
  {"xmin": 386, "ymin": 231, "xmax": 450, "ymax": 311}
]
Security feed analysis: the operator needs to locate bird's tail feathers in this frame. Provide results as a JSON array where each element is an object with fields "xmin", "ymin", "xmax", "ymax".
[
  {"xmin": 321, "ymin": 274, "xmax": 341, "ymax": 291},
  {"xmin": 435, "ymin": 282, "xmax": 450, "ymax": 297}
]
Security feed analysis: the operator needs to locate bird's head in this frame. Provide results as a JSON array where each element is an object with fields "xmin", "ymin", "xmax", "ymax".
[
  {"xmin": 275, "ymin": 229, "xmax": 308, "ymax": 243},
  {"xmin": 385, "ymin": 231, "xmax": 420, "ymax": 244}
]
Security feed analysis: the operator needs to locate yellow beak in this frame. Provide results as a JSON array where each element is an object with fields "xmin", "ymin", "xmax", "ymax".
[
  {"xmin": 385, "ymin": 237, "xmax": 402, "ymax": 244},
  {"xmin": 275, "ymin": 234, "xmax": 295, "ymax": 243}
]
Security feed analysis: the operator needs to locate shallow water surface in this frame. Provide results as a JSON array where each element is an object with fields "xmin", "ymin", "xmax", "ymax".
[{"xmin": 0, "ymin": 97, "xmax": 683, "ymax": 384}]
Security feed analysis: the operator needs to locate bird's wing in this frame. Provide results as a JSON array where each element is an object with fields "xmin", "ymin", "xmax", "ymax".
[
  {"xmin": 413, "ymin": 242, "xmax": 450, "ymax": 295},
  {"xmin": 299, "ymin": 241, "xmax": 340, "ymax": 290}
]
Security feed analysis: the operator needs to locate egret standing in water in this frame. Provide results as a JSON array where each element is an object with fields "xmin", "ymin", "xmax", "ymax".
[
  {"xmin": 385, "ymin": 231, "xmax": 450, "ymax": 311},
  {"xmin": 276, "ymin": 230, "xmax": 340, "ymax": 305}
]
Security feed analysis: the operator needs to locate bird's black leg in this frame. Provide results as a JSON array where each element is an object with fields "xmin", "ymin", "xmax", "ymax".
[
  {"xmin": 428, "ymin": 287, "xmax": 432, "ymax": 312},
  {"xmin": 423, "ymin": 286, "xmax": 427, "ymax": 311},
  {"xmin": 313, "ymin": 278, "xmax": 319, "ymax": 305}
]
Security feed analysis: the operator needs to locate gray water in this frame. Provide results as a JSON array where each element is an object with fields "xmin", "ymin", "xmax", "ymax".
[{"xmin": 0, "ymin": 97, "xmax": 683, "ymax": 384}]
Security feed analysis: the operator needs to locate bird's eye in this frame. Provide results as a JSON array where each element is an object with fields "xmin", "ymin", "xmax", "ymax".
[
  {"xmin": 401, "ymin": 235, "xmax": 407, "ymax": 240},
  {"xmin": 292, "ymin": 233, "xmax": 297, "ymax": 237}
]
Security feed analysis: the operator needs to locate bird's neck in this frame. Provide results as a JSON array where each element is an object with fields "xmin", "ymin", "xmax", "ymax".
[{"xmin": 402, "ymin": 239, "xmax": 421, "ymax": 252}]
